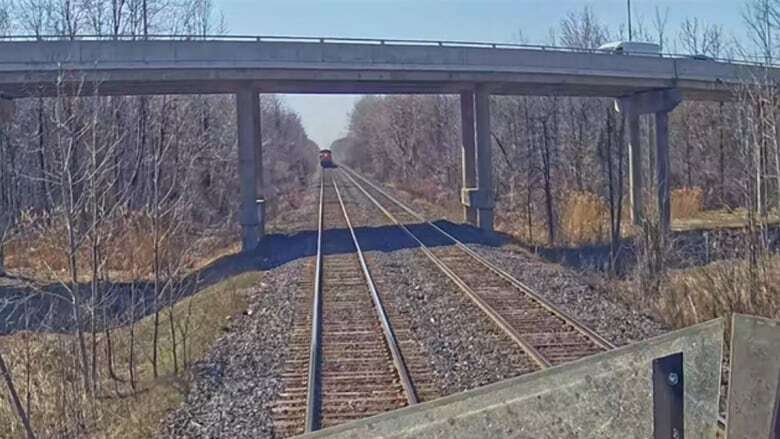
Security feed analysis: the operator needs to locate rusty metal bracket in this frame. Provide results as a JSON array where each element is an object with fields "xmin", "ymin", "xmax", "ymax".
[{"xmin": 653, "ymin": 352, "xmax": 684, "ymax": 439}]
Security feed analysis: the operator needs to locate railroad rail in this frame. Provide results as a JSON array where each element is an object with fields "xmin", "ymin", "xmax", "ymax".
[
  {"xmin": 272, "ymin": 171, "xmax": 425, "ymax": 437},
  {"xmin": 338, "ymin": 166, "xmax": 616, "ymax": 368}
]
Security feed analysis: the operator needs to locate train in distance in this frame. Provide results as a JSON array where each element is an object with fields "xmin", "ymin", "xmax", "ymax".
[{"xmin": 319, "ymin": 149, "xmax": 336, "ymax": 168}]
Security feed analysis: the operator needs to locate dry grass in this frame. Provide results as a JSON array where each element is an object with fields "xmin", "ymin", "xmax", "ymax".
[
  {"xmin": 4, "ymin": 212, "xmax": 237, "ymax": 283},
  {"xmin": 0, "ymin": 271, "xmax": 257, "ymax": 438},
  {"xmin": 671, "ymin": 187, "xmax": 704, "ymax": 220},
  {"xmin": 496, "ymin": 213, "xmax": 551, "ymax": 246},
  {"xmin": 559, "ymin": 191, "xmax": 610, "ymax": 245},
  {"xmin": 672, "ymin": 207, "xmax": 780, "ymax": 231},
  {"xmin": 646, "ymin": 256, "xmax": 780, "ymax": 329},
  {"xmin": 500, "ymin": 191, "xmax": 617, "ymax": 246}
]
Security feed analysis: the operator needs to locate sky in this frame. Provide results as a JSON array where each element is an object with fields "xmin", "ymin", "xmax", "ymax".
[{"xmin": 217, "ymin": 0, "xmax": 748, "ymax": 148}]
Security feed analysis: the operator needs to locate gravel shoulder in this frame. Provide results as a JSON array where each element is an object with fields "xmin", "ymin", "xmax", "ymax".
[{"xmin": 159, "ymin": 260, "xmax": 306, "ymax": 438}]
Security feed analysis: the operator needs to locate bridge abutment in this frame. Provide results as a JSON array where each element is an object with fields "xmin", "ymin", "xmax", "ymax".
[{"xmin": 236, "ymin": 86, "xmax": 263, "ymax": 252}]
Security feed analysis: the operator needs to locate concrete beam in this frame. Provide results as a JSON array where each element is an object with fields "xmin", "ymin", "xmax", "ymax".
[
  {"xmin": 475, "ymin": 86, "xmax": 493, "ymax": 232},
  {"xmin": 618, "ymin": 88, "xmax": 683, "ymax": 115},
  {"xmin": 236, "ymin": 86, "xmax": 261, "ymax": 252},
  {"xmin": 460, "ymin": 91, "xmax": 478, "ymax": 225}
]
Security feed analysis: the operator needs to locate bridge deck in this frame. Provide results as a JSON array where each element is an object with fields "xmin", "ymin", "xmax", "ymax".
[{"xmin": 0, "ymin": 38, "xmax": 772, "ymax": 99}]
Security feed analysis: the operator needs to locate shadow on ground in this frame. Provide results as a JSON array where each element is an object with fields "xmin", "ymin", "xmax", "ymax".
[
  {"xmin": 529, "ymin": 225, "xmax": 780, "ymax": 276},
  {"xmin": 0, "ymin": 220, "xmax": 504, "ymax": 335}
]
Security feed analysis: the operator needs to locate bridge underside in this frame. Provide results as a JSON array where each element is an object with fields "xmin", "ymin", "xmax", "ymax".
[{"xmin": 0, "ymin": 75, "xmax": 725, "ymax": 101}]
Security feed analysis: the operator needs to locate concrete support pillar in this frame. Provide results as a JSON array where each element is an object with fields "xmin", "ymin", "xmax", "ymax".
[
  {"xmin": 475, "ymin": 87, "xmax": 494, "ymax": 232},
  {"xmin": 460, "ymin": 91, "xmax": 478, "ymax": 225},
  {"xmin": 618, "ymin": 88, "xmax": 681, "ymax": 235},
  {"xmin": 255, "ymin": 96, "xmax": 265, "ymax": 240},
  {"xmin": 627, "ymin": 110, "xmax": 644, "ymax": 226},
  {"xmin": 655, "ymin": 111, "xmax": 671, "ymax": 234},
  {"xmin": 236, "ymin": 86, "xmax": 261, "ymax": 252}
]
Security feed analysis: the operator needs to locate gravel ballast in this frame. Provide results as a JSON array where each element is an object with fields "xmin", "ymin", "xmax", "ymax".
[
  {"xmin": 467, "ymin": 243, "xmax": 667, "ymax": 346},
  {"xmin": 368, "ymin": 249, "xmax": 538, "ymax": 395}
]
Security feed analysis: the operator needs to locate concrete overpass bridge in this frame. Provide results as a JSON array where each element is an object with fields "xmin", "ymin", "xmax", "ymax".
[{"xmin": 1, "ymin": 35, "xmax": 778, "ymax": 250}]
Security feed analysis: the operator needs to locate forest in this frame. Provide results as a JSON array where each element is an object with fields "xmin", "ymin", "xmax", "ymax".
[{"xmin": 0, "ymin": 1, "xmax": 318, "ymax": 436}]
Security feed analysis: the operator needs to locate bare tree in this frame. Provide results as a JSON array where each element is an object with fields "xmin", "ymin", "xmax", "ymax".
[
  {"xmin": 558, "ymin": 5, "xmax": 609, "ymax": 48},
  {"xmin": 679, "ymin": 17, "xmax": 726, "ymax": 56},
  {"xmin": 597, "ymin": 106, "xmax": 625, "ymax": 273},
  {"xmin": 743, "ymin": 0, "xmax": 774, "ymax": 62},
  {"xmin": 0, "ymin": 353, "xmax": 36, "ymax": 438},
  {"xmin": 653, "ymin": 6, "xmax": 670, "ymax": 50}
]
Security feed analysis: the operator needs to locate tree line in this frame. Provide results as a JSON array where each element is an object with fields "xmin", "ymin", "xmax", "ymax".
[{"xmin": 0, "ymin": 1, "xmax": 318, "ymax": 436}]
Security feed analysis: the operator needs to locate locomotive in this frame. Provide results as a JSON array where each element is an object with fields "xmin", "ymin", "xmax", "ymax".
[{"xmin": 319, "ymin": 149, "xmax": 335, "ymax": 168}]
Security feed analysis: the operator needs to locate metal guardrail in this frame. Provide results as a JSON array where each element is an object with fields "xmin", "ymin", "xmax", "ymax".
[{"xmin": 0, "ymin": 33, "xmax": 775, "ymax": 69}]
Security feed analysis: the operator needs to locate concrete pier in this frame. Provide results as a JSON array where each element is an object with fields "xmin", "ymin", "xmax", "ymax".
[
  {"xmin": 619, "ymin": 88, "xmax": 681, "ymax": 234},
  {"xmin": 656, "ymin": 110, "xmax": 671, "ymax": 233},
  {"xmin": 475, "ymin": 87, "xmax": 494, "ymax": 232},
  {"xmin": 236, "ymin": 86, "xmax": 261, "ymax": 251},
  {"xmin": 627, "ymin": 109, "xmax": 643, "ymax": 226},
  {"xmin": 255, "ymin": 96, "xmax": 266, "ymax": 241},
  {"xmin": 460, "ymin": 91, "xmax": 478, "ymax": 225}
]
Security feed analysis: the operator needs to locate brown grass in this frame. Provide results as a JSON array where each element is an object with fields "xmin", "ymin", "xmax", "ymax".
[
  {"xmin": 635, "ymin": 255, "xmax": 780, "ymax": 329},
  {"xmin": 4, "ymin": 211, "xmax": 237, "ymax": 283},
  {"xmin": 0, "ymin": 271, "xmax": 257, "ymax": 438},
  {"xmin": 559, "ymin": 191, "xmax": 610, "ymax": 245},
  {"xmin": 671, "ymin": 187, "xmax": 704, "ymax": 220}
]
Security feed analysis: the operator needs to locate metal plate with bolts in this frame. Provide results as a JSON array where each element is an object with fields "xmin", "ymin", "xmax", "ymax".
[{"xmin": 654, "ymin": 352, "xmax": 684, "ymax": 439}]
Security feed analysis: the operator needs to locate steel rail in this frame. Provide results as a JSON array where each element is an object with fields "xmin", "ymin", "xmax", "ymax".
[
  {"xmin": 303, "ymin": 172, "xmax": 325, "ymax": 433},
  {"xmin": 338, "ymin": 169, "xmax": 551, "ymax": 369},
  {"xmin": 331, "ymin": 176, "xmax": 419, "ymax": 405},
  {"xmin": 0, "ymin": 33, "xmax": 773, "ymax": 67},
  {"xmin": 342, "ymin": 166, "xmax": 616, "ymax": 352}
]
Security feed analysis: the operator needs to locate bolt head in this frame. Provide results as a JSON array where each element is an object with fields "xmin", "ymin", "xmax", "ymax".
[{"xmin": 667, "ymin": 372, "xmax": 679, "ymax": 386}]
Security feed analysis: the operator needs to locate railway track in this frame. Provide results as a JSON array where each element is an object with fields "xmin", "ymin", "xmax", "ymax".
[
  {"xmin": 272, "ymin": 170, "xmax": 432, "ymax": 437},
  {"xmin": 338, "ymin": 166, "xmax": 615, "ymax": 368}
]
